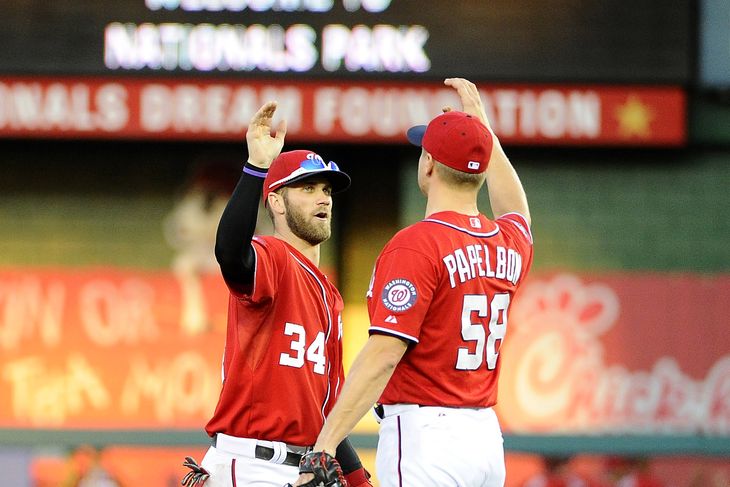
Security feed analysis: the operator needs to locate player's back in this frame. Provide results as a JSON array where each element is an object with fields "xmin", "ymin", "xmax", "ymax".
[{"xmin": 371, "ymin": 210, "xmax": 533, "ymax": 408}]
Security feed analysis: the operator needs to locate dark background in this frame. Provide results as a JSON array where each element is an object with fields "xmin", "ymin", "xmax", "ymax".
[{"xmin": 0, "ymin": 0, "xmax": 692, "ymax": 82}]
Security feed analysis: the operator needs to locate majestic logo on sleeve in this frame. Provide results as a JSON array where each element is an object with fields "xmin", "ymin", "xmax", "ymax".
[{"xmin": 382, "ymin": 279, "xmax": 417, "ymax": 312}]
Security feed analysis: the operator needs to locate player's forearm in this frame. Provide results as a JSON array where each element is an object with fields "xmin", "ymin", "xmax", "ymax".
[
  {"xmin": 315, "ymin": 335, "xmax": 408, "ymax": 454},
  {"xmin": 214, "ymin": 162, "xmax": 266, "ymax": 285},
  {"xmin": 486, "ymin": 138, "xmax": 531, "ymax": 225}
]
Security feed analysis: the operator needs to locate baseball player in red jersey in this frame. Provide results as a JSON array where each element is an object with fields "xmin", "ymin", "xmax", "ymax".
[
  {"xmin": 181, "ymin": 102, "xmax": 371, "ymax": 487},
  {"xmin": 292, "ymin": 78, "xmax": 533, "ymax": 487}
]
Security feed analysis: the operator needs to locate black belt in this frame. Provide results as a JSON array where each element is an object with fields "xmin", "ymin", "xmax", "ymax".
[
  {"xmin": 212, "ymin": 435, "xmax": 304, "ymax": 467},
  {"xmin": 374, "ymin": 403, "xmax": 427, "ymax": 420},
  {"xmin": 254, "ymin": 445, "xmax": 303, "ymax": 467}
]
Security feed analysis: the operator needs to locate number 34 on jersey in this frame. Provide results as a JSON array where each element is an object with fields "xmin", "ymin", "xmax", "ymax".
[{"xmin": 279, "ymin": 323, "xmax": 327, "ymax": 375}]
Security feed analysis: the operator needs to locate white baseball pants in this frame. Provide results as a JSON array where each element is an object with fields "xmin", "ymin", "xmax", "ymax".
[
  {"xmin": 199, "ymin": 434, "xmax": 300, "ymax": 487},
  {"xmin": 375, "ymin": 404, "xmax": 505, "ymax": 487}
]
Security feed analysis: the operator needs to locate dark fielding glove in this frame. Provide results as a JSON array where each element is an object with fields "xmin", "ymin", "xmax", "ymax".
[
  {"xmin": 291, "ymin": 451, "xmax": 348, "ymax": 487},
  {"xmin": 181, "ymin": 456, "xmax": 210, "ymax": 486}
]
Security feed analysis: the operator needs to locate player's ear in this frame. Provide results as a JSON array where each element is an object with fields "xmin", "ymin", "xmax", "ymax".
[
  {"xmin": 423, "ymin": 151, "xmax": 435, "ymax": 176},
  {"xmin": 268, "ymin": 191, "xmax": 286, "ymax": 216}
]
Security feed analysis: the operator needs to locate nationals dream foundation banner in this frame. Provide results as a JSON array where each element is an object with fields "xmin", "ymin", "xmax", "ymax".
[
  {"xmin": 0, "ymin": 78, "xmax": 686, "ymax": 146},
  {"xmin": 0, "ymin": 269, "xmax": 728, "ymax": 434}
]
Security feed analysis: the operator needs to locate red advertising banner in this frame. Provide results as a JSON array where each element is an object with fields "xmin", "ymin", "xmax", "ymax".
[
  {"xmin": 1, "ymin": 269, "xmax": 727, "ymax": 434},
  {"xmin": 496, "ymin": 273, "xmax": 730, "ymax": 435},
  {"xmin": 0, "ymin": 77, "xmax": 686, "ymax": 145},
  {"xmin": 0, "ymin": 269, "xmax": 229, "ymax": 429}
]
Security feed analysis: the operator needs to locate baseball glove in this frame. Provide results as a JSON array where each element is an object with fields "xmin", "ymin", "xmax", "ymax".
[
  {"xmin": 285, "ymin": 451, "xmax": 348, "ymax": 487},
  {"xmin": 181, "ymin": 456, "xmax": 210, "ymax": 486}
]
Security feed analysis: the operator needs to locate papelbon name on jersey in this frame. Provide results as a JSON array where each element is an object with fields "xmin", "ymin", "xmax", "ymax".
[{"xmin": 443, "ymin": 244, "xmax": 523, "ymax": 288}]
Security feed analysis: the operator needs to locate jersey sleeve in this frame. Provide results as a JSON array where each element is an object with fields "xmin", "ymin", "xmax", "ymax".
[
  {"xmin": 228, "ymin": 236, "xmax": 284, "ymax": 303},
  {"xmin": 496, "ymin": 212, "xmax": 534, "ymax": 284},
  {"xmin": 367, "ymin": 243, "xmax": 439, "ymax": 343}
]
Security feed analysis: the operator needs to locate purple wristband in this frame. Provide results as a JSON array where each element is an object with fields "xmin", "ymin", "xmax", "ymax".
[{"xmin": 243, "ymin": 164, "xmax": 267, "ymax": 178}]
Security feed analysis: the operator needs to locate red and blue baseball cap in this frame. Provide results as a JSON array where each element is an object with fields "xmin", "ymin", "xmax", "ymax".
[
  {"xmin": 263, "ymin": 150, "xmax": 351, "ymax": 204},
  {"xmin": 406, "ymin": 111, "xmax": 493, "ymax": 174}
]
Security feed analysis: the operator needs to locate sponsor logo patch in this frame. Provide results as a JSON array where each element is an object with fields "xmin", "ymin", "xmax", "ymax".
[
  {"xmin": 382, "ymin": 279, "xmax": 417, "ymax": 312},
  {"xmin": 467, "ymin": 161, "xmax": 480, "ymax": 170}
]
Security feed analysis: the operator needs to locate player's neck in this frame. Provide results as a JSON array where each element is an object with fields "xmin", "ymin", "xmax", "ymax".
[
  {"xmin": 274, "ymin": 229, "xmax": 321, "ymax": 266},
  {"xmin": 424, "ymin": 185, "xmax": 479, "ymax": 218}
]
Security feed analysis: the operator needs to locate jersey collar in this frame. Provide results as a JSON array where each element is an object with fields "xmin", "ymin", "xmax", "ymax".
[{"xmin": 422, "ymin": 211, "xmax": 499, "ymax": 237}]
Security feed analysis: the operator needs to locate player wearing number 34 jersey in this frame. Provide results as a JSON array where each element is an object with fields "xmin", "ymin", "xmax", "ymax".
[
  {"xmin": 206, "ymin": 233, "xmax": 345, "ymax": 444},
  {"xmin": 296, "ymin": 78, "xmax": 533, "ymax": 487},
  {"xmin": 182, "ymin": 102, "xmax": 371, "ymax": 487}
]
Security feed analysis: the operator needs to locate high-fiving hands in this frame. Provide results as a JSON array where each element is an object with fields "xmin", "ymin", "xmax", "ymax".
[
  {"xmin": 246, "ymin": 101, "xmax": 287, "ymax": 168},
  {"xmin": 443, "ymin": 78, "xmax": 492, "ymax": 131}
]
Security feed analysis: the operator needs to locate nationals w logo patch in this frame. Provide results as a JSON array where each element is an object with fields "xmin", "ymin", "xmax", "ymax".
[{"xmin": 382, "ymin": 279, "xmax": 418, "ymax": 312}]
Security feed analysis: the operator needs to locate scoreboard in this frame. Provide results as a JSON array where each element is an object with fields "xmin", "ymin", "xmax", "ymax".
[{"xmin": 0, "ymin": 0, "xmax": 691, "ymax": 82}]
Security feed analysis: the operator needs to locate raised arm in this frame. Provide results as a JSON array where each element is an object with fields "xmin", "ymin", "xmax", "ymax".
[
  {"xmin": 214, "ymin": 102, "xmax": 287, "ymax": 290},
  {"xmin": 444, "ymin": 78, "xmax": 531, "ymax": 225}
]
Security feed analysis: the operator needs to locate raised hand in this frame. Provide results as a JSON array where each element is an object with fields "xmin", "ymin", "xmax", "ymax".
[
  {"xmin": 246, "ymin": 101, "xmax": 287, "ymax": 169},
  {"xmin": 443, "ymin": 78, "xmax": 491, "ymax": 131}
]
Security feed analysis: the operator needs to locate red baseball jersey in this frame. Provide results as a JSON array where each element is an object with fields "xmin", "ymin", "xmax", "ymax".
[
  {"xmin": 367, "ymin": 211, "xmax": 533, "ymax": 407},
  {"xmin": 205, "ymin": 236, "xmax": 344, "ymax": 446}
]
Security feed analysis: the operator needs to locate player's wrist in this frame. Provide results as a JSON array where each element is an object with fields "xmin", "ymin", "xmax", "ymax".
[
  {"xmin": 243, "ymin": 160, "xmax": 269, "ymax": 178},
  {"xmin": 246, "ymin": 158, "xmax": 271, "ymax": 169},
  {"xmin": 312, "ymin": 442, "xmax": 335, "ymax": 456}
]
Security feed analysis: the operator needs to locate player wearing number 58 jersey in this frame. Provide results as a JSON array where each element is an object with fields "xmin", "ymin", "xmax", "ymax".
[
  {"xmin": 294, "ymin": 78, "xmax": 533, "ymax": 487},
  {"xmin": 182, "ymin": 102, "xmax": 372, "ymax": 487},
  {"xmin": 368, "ymin": 208, "xmax": 532, "ymax": 409}
]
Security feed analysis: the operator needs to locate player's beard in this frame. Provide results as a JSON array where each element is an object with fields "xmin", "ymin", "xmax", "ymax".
[{"xmin": 283, "ymin": 196, "xmax": 331, "ymax": 245}]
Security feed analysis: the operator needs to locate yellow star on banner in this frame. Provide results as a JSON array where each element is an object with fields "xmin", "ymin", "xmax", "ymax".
[{"xmin": 615, "ymin": 95, "xmax": 654, "ymax": 138}]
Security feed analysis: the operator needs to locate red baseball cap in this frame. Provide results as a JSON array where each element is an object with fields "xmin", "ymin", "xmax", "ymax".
[
  {"xmin": 406, "ymin": 111, "xmax": 493, "ymax": 174},
  {"xmin": 262, "ymin": 150, "xmax": 351, "ymax": 205}
]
